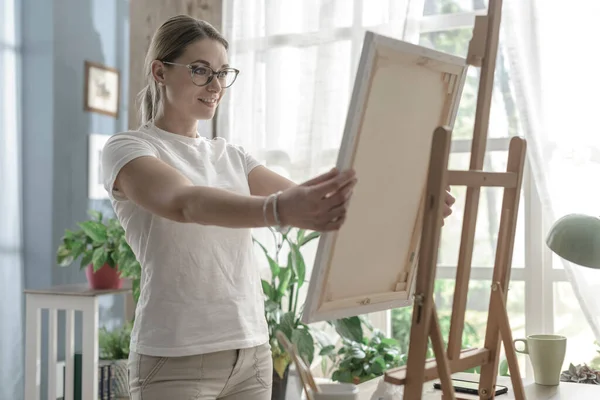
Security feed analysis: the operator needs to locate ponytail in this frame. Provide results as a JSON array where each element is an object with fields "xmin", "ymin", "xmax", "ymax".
[{"xmin": 137, "ymin": 82, "xmax": 160, "ymax": 125}]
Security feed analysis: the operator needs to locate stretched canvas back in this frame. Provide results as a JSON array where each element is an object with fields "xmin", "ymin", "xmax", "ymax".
[{"xmin": 302, "ymin": 31, "xmax": 467, "ymax": 324}]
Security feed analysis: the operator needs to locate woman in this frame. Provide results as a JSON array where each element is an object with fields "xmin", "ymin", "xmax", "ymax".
[{"xmin": 102, "ymin": 15, "xmax": 454, "ymax": 400}]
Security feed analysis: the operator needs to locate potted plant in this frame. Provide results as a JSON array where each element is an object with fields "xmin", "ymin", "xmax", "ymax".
[
  {"xmin": 255, "ymin": 228, "xmax": 321, "ymax": 400},
  {"xmin": 56, "ymin": 210, "xmax": 141, "ymax": 300},
  {"xmin": 98, "ymin": 322, "xmax": 132, "ymax": 397},
  {"xmin": 318, "ymin": 317, "xmax": 403, "ymax": 384}
]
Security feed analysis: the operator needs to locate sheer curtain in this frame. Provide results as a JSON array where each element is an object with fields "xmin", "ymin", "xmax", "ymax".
[
  {"xmin": 503, "ymin": 0, "xmax": 600, "ymax": 341},
  {"xmin": 219, "ymin": 0, "xmax": 417, "ymax": 303},
  {"xmin": 0, "ymin": 0, "xmax": 24, "ymax": 398}
]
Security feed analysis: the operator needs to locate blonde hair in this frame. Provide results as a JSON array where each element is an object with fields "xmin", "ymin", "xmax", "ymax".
[{"xmin": 137, "ymin": 15, "xmax": 228, "ymax": 124}]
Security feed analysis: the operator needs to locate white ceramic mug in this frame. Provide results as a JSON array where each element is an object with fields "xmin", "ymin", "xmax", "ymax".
[
  {"xmin": 513, "ymin": 334, "xmax": 567, "ymax": 386},
  {"xmin": 309, "ymin": 383, "xmax": 359, "ymax": 400}
]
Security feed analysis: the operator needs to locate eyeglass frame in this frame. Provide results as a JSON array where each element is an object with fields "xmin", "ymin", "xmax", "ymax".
[{"xmin": 161, "ymin": 61, "xmax": 240, "ymax": 88}]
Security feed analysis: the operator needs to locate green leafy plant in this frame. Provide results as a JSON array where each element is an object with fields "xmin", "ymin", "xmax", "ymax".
[
  {"xmin": 255, "ymin": 228, "xmax": 320, "ymax": 379},
  {"xmin": 318, "ymin": 316, "xmax": 403, "ymax": 384},
  {"xmin": 56, "ymin": 210, "xmax": 141, "ymax": 303},
  {"xmin": 99, "ymin": 322, "xmax": 132, "ymax": 360}
]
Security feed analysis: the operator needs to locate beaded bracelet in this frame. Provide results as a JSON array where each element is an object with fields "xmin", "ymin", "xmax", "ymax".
[
  {"xmin": 262, "ymin": 193, "xmax": 276, "ymax": 227},
  {"xmin": 272, "ymin": 191, "xmax": 291, "ymax": 235},
  {"xmin": 262, "ymin": 191, "xmax": 290, "ymax": 234}
]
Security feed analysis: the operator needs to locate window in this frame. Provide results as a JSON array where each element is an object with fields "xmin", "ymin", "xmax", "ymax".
[
  {"xmin": 0, "ymin": 0, "xmax": 24, "ymax": 398},
  {"xmin": 221, "ymin": 0, "xmax": 596, "ymax": 378}
]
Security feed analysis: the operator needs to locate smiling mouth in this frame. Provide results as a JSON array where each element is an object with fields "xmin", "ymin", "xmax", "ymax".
[{"xmin": 199, "ymin": 98, "xmax": 218, "ymax": 107}]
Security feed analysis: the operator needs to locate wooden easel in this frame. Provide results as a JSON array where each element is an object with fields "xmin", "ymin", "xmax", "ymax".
[{"xmin": 383, "ymin": 0, "xmax": 527, "ymax": 399}]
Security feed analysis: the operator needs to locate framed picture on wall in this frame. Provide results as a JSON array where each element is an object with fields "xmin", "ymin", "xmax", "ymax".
[
  {"xmin": 88, "ymin": 133, "xmax": 110, "ymax": 200},
  {"xmin": 84, "ymin": 61, "xmax": 120, "ymax": 118}
]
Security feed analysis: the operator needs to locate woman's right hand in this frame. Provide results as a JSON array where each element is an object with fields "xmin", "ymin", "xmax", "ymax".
[{"xmin": 277, "ymin": 168, "xmax": 357, "ymax": 232}]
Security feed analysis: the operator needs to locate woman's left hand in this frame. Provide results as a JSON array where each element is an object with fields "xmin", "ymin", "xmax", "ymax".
[{"xmin": 442, "ymin": 186, "xmax": 456, "ymax": 225}]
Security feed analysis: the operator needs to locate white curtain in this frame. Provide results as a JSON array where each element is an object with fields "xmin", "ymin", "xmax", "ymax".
[
  {"xmin": 503, "ymin": 0, "xmax": 600, "ymax": 341},
  {"xmin": 220, "ymin": 0, "xmax": 416, "ymax": 181},
  {"xmin": 219, "ymin": 0, "xmax": 417, "ymax": 283},
  {"xmin": 0, "ymin": 0, "xmax": 23, "ymax": 398}
]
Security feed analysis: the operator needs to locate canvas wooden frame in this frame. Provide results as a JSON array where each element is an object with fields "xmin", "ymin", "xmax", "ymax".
[{"xmin": 301, "ymin": 31, "xmax": 468, "ymax": 325}]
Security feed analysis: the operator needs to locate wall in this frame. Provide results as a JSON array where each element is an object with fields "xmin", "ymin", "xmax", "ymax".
[{"xmin": 22, "ymin": 0, "xmax": 129, "ymax": 396}]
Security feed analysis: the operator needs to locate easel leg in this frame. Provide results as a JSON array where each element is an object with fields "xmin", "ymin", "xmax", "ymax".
[
  {"xmin": 492, "ymin": 286, "xmax": 526, "ymax": 399},
  {"xmin": 403, "ymin": 127, "xmax": 453, "ymax": 399},
  {"xmin": 431, "ymin": 308, "xmax": 456, "ymax": 400},
  {"xmin": 478, "ymin": 138, "xmax": 527, "ymax": 399}
]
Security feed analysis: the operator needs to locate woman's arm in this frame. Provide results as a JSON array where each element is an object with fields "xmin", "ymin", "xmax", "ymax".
[
  {"xmin": 247, "ymin": 165, "xmax": 297, "ymax": 196},
  {"xmin": 115, "ymin": 156, "xmax": 268, "ymax": 227},
  {"xmin": 113, "ymin": 156, "xmax": 357, "ymax": 231},
  {"xmin": 247, "ymin": 165, "xmax": 456, "ymax": 223}
]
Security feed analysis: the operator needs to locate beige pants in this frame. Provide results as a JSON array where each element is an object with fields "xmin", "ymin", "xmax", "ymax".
[{"xmin": 127, "ymin": 342, "xmax": 273, "ymax": 399}]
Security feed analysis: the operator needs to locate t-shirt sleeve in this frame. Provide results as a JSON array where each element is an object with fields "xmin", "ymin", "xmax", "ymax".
[
  {"xmin": 239, "ymin": 146, "xmax": 263, "ymax": 175},
  {"xmin": 101, "ymin": 134, "xmax": 158, "ymax": 201}
]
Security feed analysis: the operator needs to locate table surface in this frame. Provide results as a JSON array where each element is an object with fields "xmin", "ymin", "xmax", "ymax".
[
  {"xmin": 24, "ymin": 282, "xmax": 132, "ymax": 296},
  {"xmin": 357, "ymin": 372, "xmax": 600, "ymax": 399}
]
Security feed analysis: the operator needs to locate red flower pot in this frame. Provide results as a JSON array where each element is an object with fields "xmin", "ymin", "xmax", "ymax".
[{"xmin": 85, "ymin": 263, "xmax": 124, "ymax": 290}]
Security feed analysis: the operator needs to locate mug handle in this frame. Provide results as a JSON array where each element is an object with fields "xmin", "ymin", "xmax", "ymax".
[{"xmin": 513, "ymin": 339, "xmax": 529, "ymax": 354}]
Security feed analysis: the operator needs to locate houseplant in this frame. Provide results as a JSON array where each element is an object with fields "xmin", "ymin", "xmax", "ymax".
[
  {"xmin": 98, "ymin": 322, "xmax": 132, "ymax": 397},
  {"xmin": 255, "ymin": 228, "xmax": 320, "ymax": 400},
  {"xmin": 318, "ymin": 316, "xmax": 403, "ymax": 384},
  {"xmin": 56, "ymin": 210, "xmax": 141, "ymax": 301}
]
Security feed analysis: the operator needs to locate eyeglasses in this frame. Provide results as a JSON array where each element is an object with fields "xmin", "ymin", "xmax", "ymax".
[{"xmin": 162, "ymin": 61, "xmax": 240, "ymax": 88}]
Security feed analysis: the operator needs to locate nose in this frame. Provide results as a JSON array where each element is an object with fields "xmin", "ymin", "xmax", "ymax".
[{"xmin": 207, "ymin": 76, "xmax": 222, "ymax": 93}]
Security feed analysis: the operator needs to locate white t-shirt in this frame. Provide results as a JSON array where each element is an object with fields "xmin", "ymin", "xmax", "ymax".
[{"xmin": 101, "ymin": 122, "xmax": 268, "ymax": 357}]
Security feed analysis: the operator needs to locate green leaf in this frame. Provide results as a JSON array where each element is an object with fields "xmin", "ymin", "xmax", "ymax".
[
  {"xmin": 292, "ymin": 328, "xmax": 315, "ymax": 366},
  {"xmin": 64, "ymin": 229, "xmax": 77, "ymax": 240},
  {"xmin": 370, "ymin": 356, "xmax": 386, "ymax": 375},
  {"xmin": 80, "ymin": 250, "xmax": 94, "ymax": 269},
  {"xmin": 336, "ymin": 370, "xmax": 353, "ymax": 383},
  {"xmin": 270, "ymin": 260, "xmax": 281, "ymax": 278},
  {"xmin": 349, "ymin": 347, "xmax": 366, "ymax": 360},
  {"xmin": 277, "ymin": 267, "xmax": 292, "ymax": 298},
  {"xmin": 299, "ymin": 231, "xmax": 320, "ymax": 247},
  {"xmin": 88, "ymin": 209, "xmax": 103, "ymax": 222},
  {"xmin": 92, "ymin": 247, "xmax": 109, "ymax": 271},
  {"xmin": 261, "ymin": 279, "xmax": 274, "ymax": 299},
  {"xmin": 78, "ymin": 220, "xmax": 108, "ymax": 243},
  {"xmin": 289, "ymin": 242, "xmax": 306, "ymax": 289},
  {"xmin": 332, "ymin": 317, "xmax": 363, "ymax": 343},
  {"xmin": 254, "ymin": 238, "xmax": 280, "ymax": 277},
  {"xmin": 319, "ymin": 345, "xmax": 336, "ymax": 356},
  {"xmin": 132, "ymin": 278, "xmax": 141, "ymax": 304},
  {"xmin": 56, "ymin": 244, "xmax": 74, "ymax": 266},
  {"xmin": 499, "ymin": 358, "xmax": 509, "ymax": 376},
  {"xmin": 321, "ymin": 356, "xmax": 329, "ymax": 377},
  {"xmin": 351, "ymin": 368, "xmax": 363, "ymax": 378},
  {"xmin": 278, "ymin": 312, "xmax": 295, "ymax": 340},
  {"xmin": 265, "ymin": 299, "xmax": 279, "ymax": 313},
  {"xmin": 380, "ymin": 338, "xmax": 400, "ymax": 347},
  {"xmin": 107, "ymin": 251, "xmax": 117, "ymax": 268},
  {"xmin": 331, "ymin": 370, "xmax": 340, "ymax": 382}
]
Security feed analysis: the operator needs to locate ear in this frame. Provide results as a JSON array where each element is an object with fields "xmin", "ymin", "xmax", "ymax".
[{"xmin": 151, "ymin": 60, "xmax": 166, "ymax": 86}]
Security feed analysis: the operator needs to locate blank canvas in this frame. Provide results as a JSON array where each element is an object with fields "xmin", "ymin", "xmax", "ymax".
[{"xmin": 302, "ymin": 31, "xmax": 467, "ymax": 324}]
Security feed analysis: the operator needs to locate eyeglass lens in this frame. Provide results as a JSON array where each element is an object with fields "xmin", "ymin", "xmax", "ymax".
[{"xmin": 191, "ymin": 66, "xmax": 237, "ymax": 87}]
